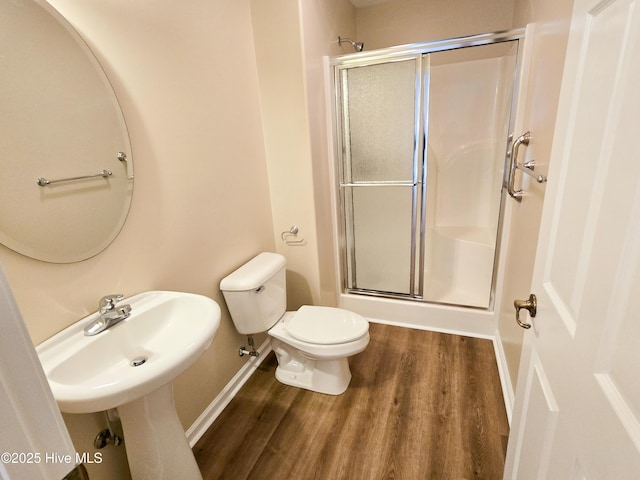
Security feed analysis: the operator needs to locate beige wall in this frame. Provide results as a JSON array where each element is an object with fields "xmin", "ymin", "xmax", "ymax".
[
  {"xmin": 498, "ymin": 0, "xmax": 575, "ymax": 386},
  {"xmin": 299, "ymin": 0, "xmax": 357, "ymax": 306},
  {"xmin": 250, "ymin": 0, "xmax": 321, "ymax": 310},
  {"xmin": 355, "ymin": 0, "xmax": 516, "ymax": 49},
  {"xmin": 250, "ymin": 0, "xmax": 355, "ymax": 309},
  {"xmin": 1, "ymin": 0, "xmax": 274, "ymax": 478}
]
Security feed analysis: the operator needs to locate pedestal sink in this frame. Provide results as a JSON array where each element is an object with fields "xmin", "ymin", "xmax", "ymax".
[{"xmin": 37, "ymin": 291, "xmax": 221, "ymax": 480}]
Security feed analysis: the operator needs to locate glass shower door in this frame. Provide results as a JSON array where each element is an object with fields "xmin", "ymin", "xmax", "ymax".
[
  {"xmin": 337, "ymin": 56, "xmax": 424, "ymax": 296},
  {"xmin": 422, "ymin": 43, "xmax": 518, "ymax": 307},
  {"xmin": 335, "ymin": 33, "xmax": 521, "ymax": 307}
]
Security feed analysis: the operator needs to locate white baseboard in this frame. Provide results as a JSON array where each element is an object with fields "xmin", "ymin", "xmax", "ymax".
[
  {"xmin": 491, "ymin": 331, "xmax": 515, "ymax": 424},
  {"xmin": 186, "ymin": 339, "xmax": 272, "ymax": 447}
]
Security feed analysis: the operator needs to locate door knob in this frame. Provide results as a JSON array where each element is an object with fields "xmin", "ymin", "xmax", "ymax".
[{"xmin": 514, "ymin": 294, "xmax": 537, "ymax": 329}]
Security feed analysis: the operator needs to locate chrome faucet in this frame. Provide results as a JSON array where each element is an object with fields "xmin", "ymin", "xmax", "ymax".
[{"xmin": 84, "ymin": 294, "xmax": 132, "ymax": 336}]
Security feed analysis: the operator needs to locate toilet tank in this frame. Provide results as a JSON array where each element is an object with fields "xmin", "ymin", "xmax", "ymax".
[{"xmin": 219, "ymin": 252, "xmax": 287, "ymax": 335}]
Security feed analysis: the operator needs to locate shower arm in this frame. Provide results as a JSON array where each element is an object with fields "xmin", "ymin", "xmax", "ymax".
[{"xmin": 338, "ymin": 36, "xmax": 364, "ymax": 52}]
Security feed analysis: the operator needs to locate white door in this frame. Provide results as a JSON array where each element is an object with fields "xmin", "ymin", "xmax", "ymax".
[
  {"xmin": 0, "ymin": 265, "xmax": 78, "ymax": 480},
  {"xmin": 504, "ymin": 0, "xmax": 640, "ymax": 478}
]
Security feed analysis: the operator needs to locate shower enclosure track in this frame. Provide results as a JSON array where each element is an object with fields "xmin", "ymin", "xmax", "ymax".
[{"xmin": 332, "ymin": 29, "xmax": 524, "ymax": 65}]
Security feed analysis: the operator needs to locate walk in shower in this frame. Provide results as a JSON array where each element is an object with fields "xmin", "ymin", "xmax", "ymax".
[{"xmin": 332, "ymin": 30, "xmax": 524, "ymax": 309}]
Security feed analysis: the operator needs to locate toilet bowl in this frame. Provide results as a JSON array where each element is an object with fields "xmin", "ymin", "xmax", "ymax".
[
  {"xmin": 220, "ymin": 252, "xmax": 370, "ymax": 395},
  {"xmin": 269, "ymin": 306, "xmax": 369, "ymax": 394}
]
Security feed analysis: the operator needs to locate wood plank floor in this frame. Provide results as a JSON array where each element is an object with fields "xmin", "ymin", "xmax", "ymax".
[{"xmin": 194, "ymin": 323, "xmax": 509, "ymax": 480}]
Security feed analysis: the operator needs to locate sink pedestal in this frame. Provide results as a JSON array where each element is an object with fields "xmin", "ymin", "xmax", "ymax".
[{"xmin": 117, "ymin": 383, "xmax": 202, "ymax": 480}]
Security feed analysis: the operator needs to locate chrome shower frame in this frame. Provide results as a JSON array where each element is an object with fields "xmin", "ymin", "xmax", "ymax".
[{"xmin": 330, "ymin": 28, "xmax": 526, "ymax": 309}]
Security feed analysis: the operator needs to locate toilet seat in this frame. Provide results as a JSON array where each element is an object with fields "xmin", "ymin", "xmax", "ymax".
[{"xmin": 286, "ymin": 306, "xmax": 369, "ymax": 345}]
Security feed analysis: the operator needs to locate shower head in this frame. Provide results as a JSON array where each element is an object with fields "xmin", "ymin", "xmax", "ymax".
[{"xmin": 338, "ymin": 36, "xmax": 364, "ymax": 52}]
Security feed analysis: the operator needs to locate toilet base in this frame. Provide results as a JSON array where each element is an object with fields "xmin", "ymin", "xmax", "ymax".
[{"xmin": 274, "ymin": 357, "xmax": 352, "ymax": 395}]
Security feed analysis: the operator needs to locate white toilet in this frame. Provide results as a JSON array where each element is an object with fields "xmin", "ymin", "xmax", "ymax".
[{"xmin": 220, "ymin": 252, "xmax": 370, "ymax": 395}]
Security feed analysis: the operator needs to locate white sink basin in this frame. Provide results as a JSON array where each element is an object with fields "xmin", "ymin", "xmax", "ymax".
[
  {"xmin": 38, "ymin": 291, "xmax": 220, "ymax": 479},
  {"xmin": 37, "ymin": 291, "xmax": 221, "ymax": 414}
]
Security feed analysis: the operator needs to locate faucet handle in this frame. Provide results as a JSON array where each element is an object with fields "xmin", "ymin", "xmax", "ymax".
[{"xmin": 99, "ymin": 294, "xmax": 124, "ymax": 310}]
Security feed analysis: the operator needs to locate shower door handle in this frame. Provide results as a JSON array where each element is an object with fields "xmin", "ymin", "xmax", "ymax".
[
  {"xmin": 514, "ymin": 294, "xmax": 537, "ymax": 329},
  {"xmin": 507, "ymin": 131, "xmax": 530, "ymax": 201}
]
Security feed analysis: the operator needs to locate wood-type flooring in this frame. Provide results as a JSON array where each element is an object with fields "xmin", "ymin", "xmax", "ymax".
[{"xmin": 193, "ymin": 322, "xmax": 509, "ymax": 480}]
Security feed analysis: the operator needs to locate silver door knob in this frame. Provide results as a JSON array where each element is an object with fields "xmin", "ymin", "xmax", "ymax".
[{"xmin": 514, "ymin": 294, "xmax": 537, "ymax": 329}]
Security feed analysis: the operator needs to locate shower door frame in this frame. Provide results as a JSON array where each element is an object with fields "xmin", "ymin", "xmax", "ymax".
[{"xmin": 332, "ymin": 28, "xmax": 525, "ymax": 307}]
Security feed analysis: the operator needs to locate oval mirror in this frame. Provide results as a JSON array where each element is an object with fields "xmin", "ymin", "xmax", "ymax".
[{"xmin": 0, "ymin": 0, "xmax": 133, "ymax": 263}]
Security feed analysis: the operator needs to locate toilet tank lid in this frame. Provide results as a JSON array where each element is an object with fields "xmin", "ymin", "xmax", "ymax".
[{"xmin": 220, "ymin": 252, "xmax": 286, "ymax": 291}]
